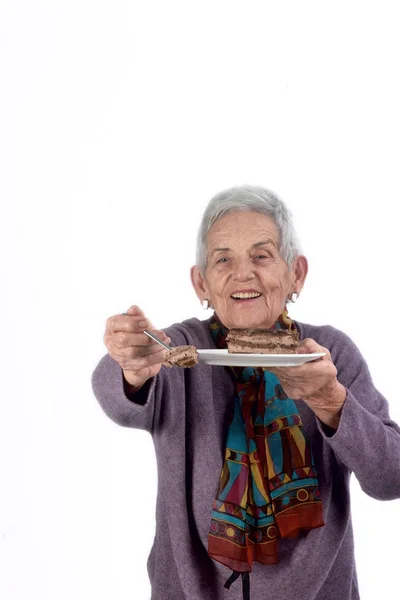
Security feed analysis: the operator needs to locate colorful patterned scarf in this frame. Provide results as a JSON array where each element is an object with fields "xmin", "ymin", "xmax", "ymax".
[{"xmin": 207, "ymin": 309, "xmax": 324, "ymax": 600}]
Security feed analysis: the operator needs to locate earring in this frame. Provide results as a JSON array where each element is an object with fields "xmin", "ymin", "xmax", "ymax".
[
  {"xmin": 289, "ymin": 292, "xmax": 298, "ymax": 303},
  {"xmin": 203, "ymin": 299, "xmax": 210, "ymax": 310}
]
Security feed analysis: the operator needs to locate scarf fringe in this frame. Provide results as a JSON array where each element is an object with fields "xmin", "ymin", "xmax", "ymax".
[{"xmin": 224, "ymin": 571, "xmax": 250, "ymax": 600}]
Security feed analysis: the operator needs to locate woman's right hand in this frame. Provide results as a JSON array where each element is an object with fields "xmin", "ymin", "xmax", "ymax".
[{"xmin": 103, "ymin": 305, "xmax": 171, "ymax": 391}]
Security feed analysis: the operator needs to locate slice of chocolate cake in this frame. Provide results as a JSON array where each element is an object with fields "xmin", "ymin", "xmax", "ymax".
[
  {"xmin": 226, "ymin": 328, "xmax": 299, "ymax": 354},
  {"xmin": 164, "ymin": 345, "xmax": 199, "ymax": 368}
]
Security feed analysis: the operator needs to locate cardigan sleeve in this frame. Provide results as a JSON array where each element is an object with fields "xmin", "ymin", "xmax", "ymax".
[
  {"xmin": 91, "ymin": 352, "xmax": 159, "ymax": 432},
  {"xmin": 315, "ymin": 327, "xmax": 400, "ymax": 500},
  {"xmin": 90, "ymin": 324, "xmax": 188, "ymax": 434}
]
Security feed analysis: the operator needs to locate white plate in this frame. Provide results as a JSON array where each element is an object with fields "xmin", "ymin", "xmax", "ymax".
[{"xmin": 197, "ymin": 349, "xmax": 326, "ymax": 367}]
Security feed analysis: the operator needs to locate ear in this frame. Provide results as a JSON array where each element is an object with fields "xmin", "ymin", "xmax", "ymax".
[
  {"xmin": 292, "ymin": 255, "xmax": 308, "ymax": 292},
  {"xmin": 190, "ymin": 265, "xmax": 210, "ymax": 302}
]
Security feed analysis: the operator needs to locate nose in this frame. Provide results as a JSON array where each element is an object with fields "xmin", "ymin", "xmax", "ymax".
[{"xmin": 232, "ymin": 257, "xmax": 255, "ymax": 282}]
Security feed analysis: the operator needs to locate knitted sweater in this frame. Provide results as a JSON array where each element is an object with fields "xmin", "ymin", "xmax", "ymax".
[{"xmin": 91, "ymin": 316, "xmax": 400, "ymax": 600}]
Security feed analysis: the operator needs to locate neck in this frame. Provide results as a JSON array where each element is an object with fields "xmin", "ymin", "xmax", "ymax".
[{"xmin": 212, "ymin": 306, "xmax": 294, "ymax": 332}]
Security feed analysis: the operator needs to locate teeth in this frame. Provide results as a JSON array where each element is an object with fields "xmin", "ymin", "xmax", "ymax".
[{"xmin": 232, "ymin": 292, "xmax": 262, "ymax": 299}]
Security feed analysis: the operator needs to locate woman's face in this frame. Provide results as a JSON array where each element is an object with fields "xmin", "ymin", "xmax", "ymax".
[{"xmin": 191, "ymin": 211, "xmax": 307, "ymax": 329}]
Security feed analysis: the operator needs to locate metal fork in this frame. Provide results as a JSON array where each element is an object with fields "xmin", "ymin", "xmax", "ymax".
[{"xmin": 143, "ymin": 329, "xmax": 172, "ymax": 351}]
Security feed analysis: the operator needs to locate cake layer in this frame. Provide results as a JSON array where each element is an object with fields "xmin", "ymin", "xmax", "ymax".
[
  {"xmin": 226, "ymin": 328, "xmax": 299, "ymax": 354},
  {"xmin": 164, "ymin": 345, "xmax": 199, "ymax": 368}
]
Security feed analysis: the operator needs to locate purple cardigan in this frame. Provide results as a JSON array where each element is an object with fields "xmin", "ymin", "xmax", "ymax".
[{"xmin": 91, "ymin": 316, "xmax": 400, "ymax": 600}]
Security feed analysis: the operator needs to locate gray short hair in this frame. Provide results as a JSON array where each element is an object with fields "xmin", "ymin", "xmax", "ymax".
[{"xmin": 196, "ymin": 185, "xmax": 303, "ymax": 274}]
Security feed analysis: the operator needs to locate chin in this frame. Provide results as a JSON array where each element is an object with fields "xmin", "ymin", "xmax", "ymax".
[{"xmin": 223, "ymin": 313, "xmax": 272, "ymax": 330}]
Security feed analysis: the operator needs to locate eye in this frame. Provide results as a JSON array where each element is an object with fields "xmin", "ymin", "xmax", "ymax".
[
  {"xmin": 216, "ymin": 257, "xmax": 229, "ymax": 264},
  {"xmin": 254, "ymin": 254, "xmax": 268, "ymax": 260}
]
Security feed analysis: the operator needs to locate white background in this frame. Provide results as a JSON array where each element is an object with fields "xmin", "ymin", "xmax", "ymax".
[{"xmin": 1, "ymin": 1, "xmax": 399, "ymax": 599}]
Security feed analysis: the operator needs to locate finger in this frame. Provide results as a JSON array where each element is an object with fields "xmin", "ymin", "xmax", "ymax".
[
  {"xmin": 120, "ymin": 348, "xmax": 167, "ymax": 371},
  {"xmin": 124, "ymin": 305, "xmax": 145, "ymax": 317},
  {"xmin": 113, "ymin": 330, "xmax": 170, "ymax": 349},
  {"xmin": 115, "ymin": 340, "xmax": 171, "ymax": 360},
  {"xmin": 123, "ymin": 306, "xmax": 156, "ymax": 331},
  {"xmin": 270, "ymin": 367, "xmax": 296, "ymax": 378},
  {"xmin": 287, "ymin": 359, "xmax": 337, "ymax": 383},
  {"xmin": 264, "ymin": 368, "xmax": 292, "ymax": 384},
  {"xmin": 104, "ymin": 329, "xmax": 170, "ymax": 361},
  {"xmin": 295, "ymin": 338, "xmax": 321, "ymax": 354},
  {"xmin": 278, "ymin": 360, "xmax": 324, "ymax": 378},
  {"xmin": 268, "ymin": 363, "xmax": 317, "ymax": 382},
  {"xmin": 108, "ymin": 314, "xmax": 154, "ymax": 333},
  {"xmin": 296, "ymin": 339, "xmax": 331, "ymax": 361}
]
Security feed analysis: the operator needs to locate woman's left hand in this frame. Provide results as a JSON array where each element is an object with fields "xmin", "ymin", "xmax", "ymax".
[{"xmin": 267, "ymin": 338, "xmax": 347, "ymax": 430}]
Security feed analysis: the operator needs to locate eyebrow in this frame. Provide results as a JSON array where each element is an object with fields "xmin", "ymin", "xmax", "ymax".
[
  {"xmin": 211, "ymin": 239, "xmax": 276, "ymax": 255},
  {"xmin": 253, "ymin": 240, "xmax": 276, "ymax": 249},
  {"xmin": 212, "ymin": 247, "xmax": 231, "ymax": 255}
]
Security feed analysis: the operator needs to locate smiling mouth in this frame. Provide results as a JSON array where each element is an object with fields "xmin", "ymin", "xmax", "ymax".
[{"xmin": 231, "ymin": 292, "xmax": 262, "ymax": 301}]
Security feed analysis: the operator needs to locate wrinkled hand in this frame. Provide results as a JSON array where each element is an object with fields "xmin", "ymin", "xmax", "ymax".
[
  {"xmin": 103, "ymin": 305, "xmax": 171, "ymax": 390},
  {"xmin": 267, "ymin": 338, "xmax": 347, "ymax": 429}
]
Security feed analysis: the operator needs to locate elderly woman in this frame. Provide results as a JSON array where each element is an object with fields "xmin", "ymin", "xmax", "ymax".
[{"xmin": 91, "ymin": 186, "xmax": 400, "ymax": 600}]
